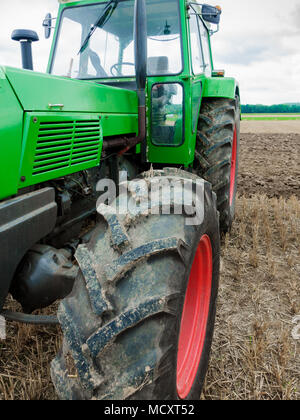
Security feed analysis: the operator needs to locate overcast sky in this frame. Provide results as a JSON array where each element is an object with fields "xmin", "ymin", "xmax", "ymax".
[{"xmin": 0, "ymin": 0, "xmax": 299, "ymax": 105}]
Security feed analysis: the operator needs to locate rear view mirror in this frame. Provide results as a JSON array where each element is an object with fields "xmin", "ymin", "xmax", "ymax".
[
  {"xmin": 201, "ymin": 4, "xmax": 221, "ymax": 25},
  {"xmin": 43, "ymin": 13, "xmax": 53, "ymax": 39}
]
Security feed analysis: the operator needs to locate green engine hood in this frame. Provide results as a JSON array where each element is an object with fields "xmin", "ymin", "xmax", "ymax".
[{"xmin": 3, "ymin": 66, "xmax": 138, "ymax": 114}]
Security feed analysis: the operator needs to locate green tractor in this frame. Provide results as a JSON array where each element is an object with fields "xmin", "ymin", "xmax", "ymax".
[{"xmin": 0, "ymin": 0, "xmax": 240, "ymax": 400}]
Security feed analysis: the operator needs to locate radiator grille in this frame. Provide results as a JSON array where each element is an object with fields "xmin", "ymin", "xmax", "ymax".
[{"xmin": 33, "ymin": 120, "xmax": 101, "ymax": 176}]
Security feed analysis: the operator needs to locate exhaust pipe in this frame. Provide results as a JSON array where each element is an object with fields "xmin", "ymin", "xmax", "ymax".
[
  {"xmin": 11, "ymin": 29, "xmax": 39, "ymax": 71},
  {"xmin": 115, "ymin": 0, "xmax": 147, "ymax": 155},
  {"xmin": 134, "ymin": 0, "xmax": 147, "ymax": 94}
]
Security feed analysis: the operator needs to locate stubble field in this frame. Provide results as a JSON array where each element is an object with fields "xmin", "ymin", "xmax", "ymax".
[{"xmin": 0, "ymin": 121, "xmax": 299, "ymax": 400}]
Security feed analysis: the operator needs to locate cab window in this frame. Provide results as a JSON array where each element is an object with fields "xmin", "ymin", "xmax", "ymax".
[
  {"xmin": 189, "ymin": 13, "xmax": 205, "ymax": 75},
  {"xmin": 198, "ymin": 18, "xmax": 212, "ymax": 77}
]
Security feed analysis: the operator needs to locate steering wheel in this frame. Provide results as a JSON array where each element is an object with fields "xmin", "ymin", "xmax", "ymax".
[{"xmin": 110, "ymin": 62, "xmax": 135, "ymax": 77}]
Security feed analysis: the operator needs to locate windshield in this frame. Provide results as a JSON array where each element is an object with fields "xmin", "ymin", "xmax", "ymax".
[{"xmin": 51, "ymin": 0, "xmax": 182, "ymax": 79}]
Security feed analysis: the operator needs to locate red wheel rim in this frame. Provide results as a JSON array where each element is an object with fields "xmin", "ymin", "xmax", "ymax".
[
  {"xmin": 230, "ymin": 126, "xmax": 237, "ymax": 206},
  {"xmin": 176, "ymin": 235, "xmax": 213, "ymax": 399}
]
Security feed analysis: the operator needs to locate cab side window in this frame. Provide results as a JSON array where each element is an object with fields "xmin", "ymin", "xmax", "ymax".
[
  {"xmin": 198, "ymin": 18, "xmax": 212, "ymax": 77},
  {"xmin": 189, "ymin": 13, "xmax": 205, "ymax": 75}
]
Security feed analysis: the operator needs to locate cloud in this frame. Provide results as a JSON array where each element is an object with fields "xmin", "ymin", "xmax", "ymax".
[
  {"xmin": 289, "ymin": 3, "xmax": 300, "ymax": 34},
  {"xmin": 212, "ymin": 0, "xmax": 300, "ymax": 104}
]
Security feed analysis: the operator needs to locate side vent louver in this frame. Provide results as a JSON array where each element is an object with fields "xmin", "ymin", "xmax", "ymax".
[{"xmin": 32, "ymin": 119, "xmax": 102, "ymax": 176}]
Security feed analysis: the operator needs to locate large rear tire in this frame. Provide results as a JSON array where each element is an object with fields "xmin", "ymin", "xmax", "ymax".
[
  {"xmin": 51, "ymin": 168, "xmax": 220, "ymax": 400},
  {"xmin": 195, "ymin": 97, "xmax": 240, "ymax": 232}
]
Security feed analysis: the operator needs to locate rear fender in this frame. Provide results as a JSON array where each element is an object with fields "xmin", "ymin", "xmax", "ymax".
[{"xmin": 203, "ymin": 77, "xmax": 239, "ymax": 101}]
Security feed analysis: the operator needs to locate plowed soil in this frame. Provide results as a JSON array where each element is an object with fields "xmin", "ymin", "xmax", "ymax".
[{"xmin": 238, "ymin": 133, "xmax": 299, "ymax": 199}]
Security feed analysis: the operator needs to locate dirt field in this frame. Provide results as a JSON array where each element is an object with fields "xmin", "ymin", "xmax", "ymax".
[
  {"xmin": 238, "ymin": 133, "xmax": 299, "ymax": 199},
  {"xmin": 0, "ymin": 121, "xmax": 299, "ymax": 400},
  {"xmin": 241, "ymin": 120, "xmax": 300, "ymax": 134}
]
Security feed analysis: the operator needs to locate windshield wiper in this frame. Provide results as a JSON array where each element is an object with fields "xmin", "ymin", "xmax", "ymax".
[{"xmin": 78, "ymin": 0, "xmax": 120, "ymax": 55}]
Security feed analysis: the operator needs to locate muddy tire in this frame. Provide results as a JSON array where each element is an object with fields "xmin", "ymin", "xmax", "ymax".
[
  {"xmin": 195, "ymin": 97, "xmax": 240, "ymax": 232},
  {"xmin": 51, "ymin": 168, "xmax": 220, "ymax": 400}
]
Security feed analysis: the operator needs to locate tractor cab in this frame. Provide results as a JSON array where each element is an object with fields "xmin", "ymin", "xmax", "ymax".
[
  {"xmin": 47, "ymin": 0, "xmax": 222, "ymax": 159},
  {"xmin": 50, "ymin": 0, "xmax": 185, "ymax": 149},
  {"xmin": 48, "ymin": 0, "xmax": 221, "ymax": 82},
  {"xmin": 10, "ymin": 0, "xmax": 224, "ymax": 167},
  {"xmin": 50, "ymin": 0, "xmax": 183, "ymax": 80}
]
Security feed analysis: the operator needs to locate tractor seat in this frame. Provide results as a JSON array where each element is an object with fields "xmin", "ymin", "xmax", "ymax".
[{"xmin": 148, "ymin": 56, "xmax": 169, "ymax": 75}]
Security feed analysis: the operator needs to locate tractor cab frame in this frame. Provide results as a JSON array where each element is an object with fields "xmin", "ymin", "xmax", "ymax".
[{"xmin": 46, "ymin": 0, "xmax": 237, "ymax": 166}]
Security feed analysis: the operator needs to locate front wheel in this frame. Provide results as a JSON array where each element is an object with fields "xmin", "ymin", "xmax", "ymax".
[{"xmin": 51, "ymin": 169, "xmax": 220, "ymax": 400}]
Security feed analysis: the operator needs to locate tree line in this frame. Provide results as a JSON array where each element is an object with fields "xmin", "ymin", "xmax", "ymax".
[{"xmin": 241, "ymin": 103, "xmax": 300, "ymax": 114}]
